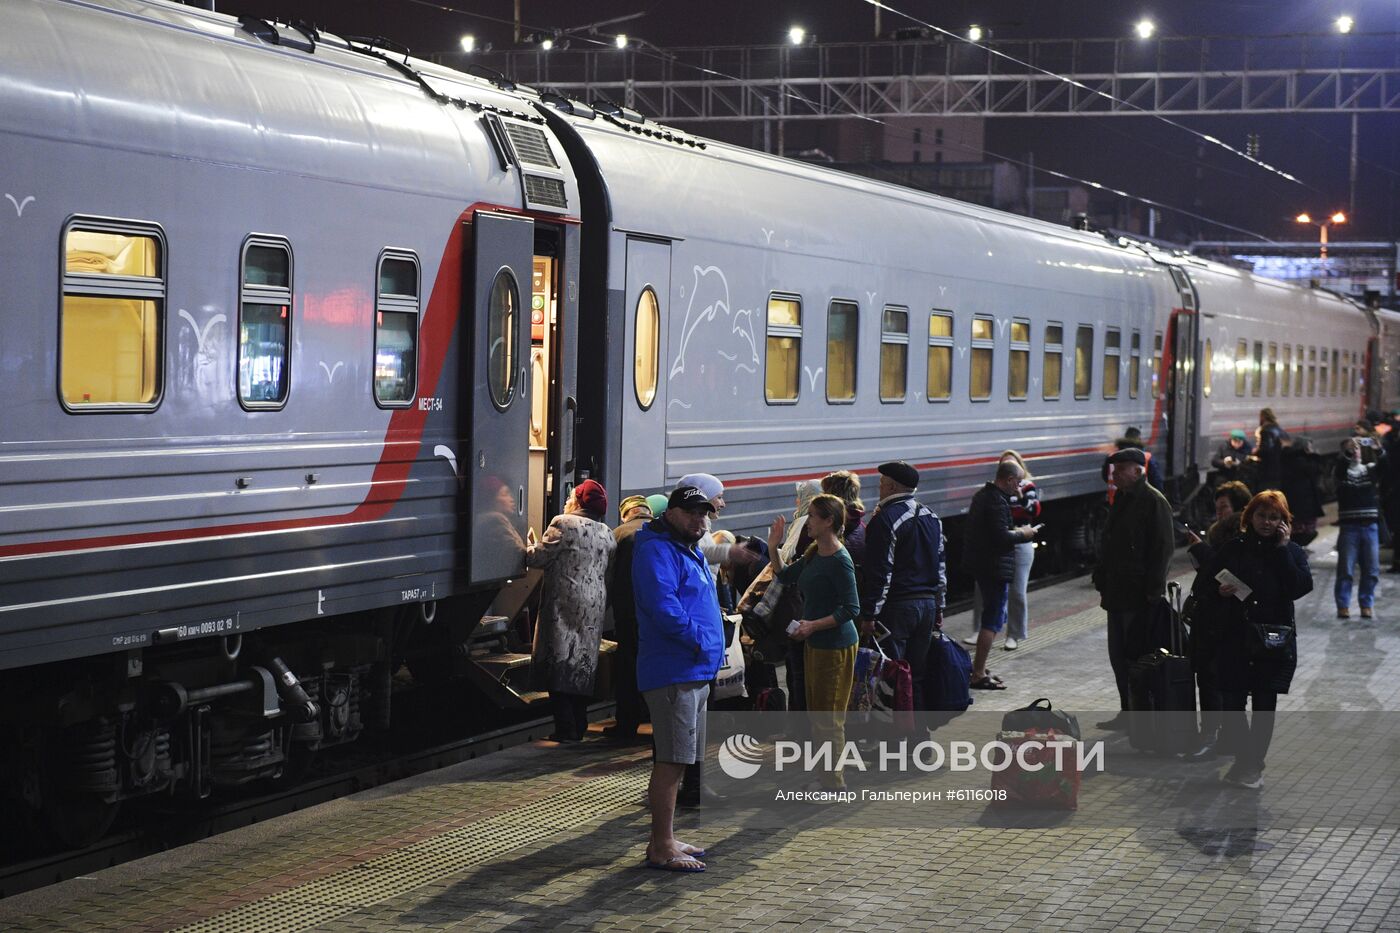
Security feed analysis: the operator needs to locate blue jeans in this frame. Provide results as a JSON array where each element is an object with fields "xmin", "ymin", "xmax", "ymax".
[
  {"xmin": 879, "ymin": 598, "xmax": 938, "ymax": 711},
  {"xmin": 1335, "ymin": 523, "xmax": 1380, "ymax": 610}
]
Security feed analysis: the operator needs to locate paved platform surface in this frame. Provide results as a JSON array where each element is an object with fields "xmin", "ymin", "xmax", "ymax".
[{"xmin": 3, "ymin": 514, "xmax": 1398, "ymax": 932}]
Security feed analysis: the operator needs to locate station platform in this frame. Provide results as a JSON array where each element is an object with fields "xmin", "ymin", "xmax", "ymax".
[{"xmin": 3, "ymin": 517, "xmax": 1398, "ymax": 932}]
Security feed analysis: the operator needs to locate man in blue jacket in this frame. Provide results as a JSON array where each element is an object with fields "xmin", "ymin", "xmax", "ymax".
[
  {"xmin": 633, "ymin": 484, "xmax": 725, "ymax": 873},
  {"xmin": 860, "ymin": 460, "xmax": 947, "ymax": 710}
]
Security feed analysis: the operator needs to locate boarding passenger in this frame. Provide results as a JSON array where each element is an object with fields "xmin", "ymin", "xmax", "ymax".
[
  {"xmin": 966, "ymin": 450, "xmax": 1040, "ymax": 651},
  {"xmin": 1335, "ymin": 437, "xmax": 1384, "ymax": 619},
  {"xmin": 1280, "ymin": 437, "xmax": 1325, "ymax": 547},
  {"xmin": 526, "ymin": 479, "xmax": 617, "ymax": 743},
  {"xmin": 1211, "ymin": 429, "xmax": 1254, "ymax": 486},
  {"xmin": 1252, "ymin": 408, "xmax": 1285, "ymax": 491},
  {"xmin": 1103, "ymin": 426, "xmax": 1163, "ymax": 501},
  {"xmin": 1202, "ymin": 491, "xmax": 1312, "ymax": 789},
  {"xmin": 859, "ymin": 461, "xmax": 947, "ymax": 710},
  {"xmin": 780, "ymin": 479, "xmax": 823, "ymax": 711},
  {"xmin": 962, "ymin": 461, "xmax": 1037, "ymax": 690},
  {"xmin": 820, "ymin": 470, "xmax": 868, "ymax": 572},
  {"xmin": 1092, "ymin": 448, "xmax": 1176, "ymax": 731},
  {"xmin": 766, "ymin": 494, "xmax": 860, "ymax": 790},
  {"xmin": 632, "ymin": 485, "xmax": 725, "ymax": 872},
  {"xmin": 603, "ymin": 494, "xmax": 654, "ymax": 744}
]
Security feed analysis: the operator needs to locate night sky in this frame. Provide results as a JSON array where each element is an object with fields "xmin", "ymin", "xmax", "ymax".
[{"xmin": 214, "ymin": 0, "xmax": 1400, "ymax": 244}]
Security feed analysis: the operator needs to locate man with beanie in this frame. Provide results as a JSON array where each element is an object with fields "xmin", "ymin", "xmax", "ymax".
[
  {"xmin": 860, "ymin": 460, "xmax": 947, "ymax": 710},
  {"xmin": 605, "ymin": 494, "xmax": 654, "ymax": 743},
  {"xmin": 633, "ymin": 485, "xmax": 725, "ymax": 872},
  {"xmin": 1092, "ymin": 447, "xmax": 1175, "ymax": 730},
  {"xmin": 1211, "ymin": 428, "xmax": 1254, "ymax": 486}
]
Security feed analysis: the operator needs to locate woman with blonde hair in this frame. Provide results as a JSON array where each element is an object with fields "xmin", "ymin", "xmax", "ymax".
[
  {"xmin": 966, "ymin": 450, "xmax": 1041, "ymax": 650},
  {"xmin": 821, "ymin": 469, "xmax": 867, "ymax": 570}
]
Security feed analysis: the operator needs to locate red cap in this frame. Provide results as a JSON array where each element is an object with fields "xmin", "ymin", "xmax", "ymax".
[{"xmin": 574, "ymin": 479, "xmax": 608, "ymax": 517}]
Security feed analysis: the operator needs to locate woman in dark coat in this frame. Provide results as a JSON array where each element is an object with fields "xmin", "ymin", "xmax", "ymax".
[
  {"xmin": 1202, "ymin": 490, "xmax": 1312, "ymax": 789},
  {"xmin": 1280, "ymin": 437, "xmax": 1325, "ymax": 546},
  {"xmin": 1252, "ymin": 408, "xmax": 1286, "ymax": 492}
]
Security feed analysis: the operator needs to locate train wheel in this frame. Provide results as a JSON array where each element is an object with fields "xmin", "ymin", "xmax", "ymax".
[{"xmin": 40, "ymin": 789, "xmax": 120, "ymax": 849}]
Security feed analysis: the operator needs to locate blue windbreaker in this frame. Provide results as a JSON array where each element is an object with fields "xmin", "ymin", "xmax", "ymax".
[{"xmin": 632, "ymin": 517, "xmax": 725, "ymax": 693}]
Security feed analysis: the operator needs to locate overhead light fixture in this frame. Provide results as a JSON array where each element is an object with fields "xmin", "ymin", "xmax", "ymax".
[
  {"xmin": 788, "ymin": 25, "xmax": 806, "ymax": 45},
  {"xmin": 967, "ymin": 24, "xmax": 983, "ymax": 42},
  {"xmin": 541, "ymin": 37, "xmax": 554, "ymax": 51},
  {"xmin": 460, "ymin": 34, "xmax": 475, "ymax": 53},
  {"xmin": 1335, "ymin": 14, "xmax": 1355, "ymax": 34},
  {"xmin": 615, "ymin": 33, "xmax": 628, "ymax": 49},
  {"xmin": 1134, "ymin": 19, "xmax": 1155, "ymax": 39},
  {"xmin": 1330, "ymin": 211, "xmax": 1347, "ymax": 224},
  {"xmin": 1295, "ymin": 213, "xmax": 1312, "ymax": 224}
]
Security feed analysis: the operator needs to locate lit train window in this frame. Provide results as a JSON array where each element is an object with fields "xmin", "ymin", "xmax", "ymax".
[
  {"xmin": 634, "ymin": 287, "xmax": 660, "ymax": 409},
  {"xmin": 927, "ymin": 310, "xmax": 953, "ymax": 402},
  {"xmin": 1008, "ymin": 319, "xmax": 1030, "ymax": 401},
  {"xmin": 238, "ymin": 238, "xmax": 292, "ymax": 409},
  {"xmin": 374, "ymin": 251, "xmax": 421, "ymax": 406},
  {"xmin": 766, "ymin": 295, "xmax": 802, "ymax": 403},
  {"xmin": 1331, "ymin": 349, "xmax": 1340, "ymax": 395},
  {"xmin": 60, "ymin": 221, "xmax": 164, "ymax": 409},
  {"xmin": 826, "ymin": 301, "xmax": 858, "ymax": 403},
  {"xmin": 970, "ymin": 315, "xmax": 994, "ymax": 401},
  {"xmin": 1319, "ymin": 348, "xmax": 1329, "ymax": 397},
  {"xmin": 1266, "ymin": 342, "xmax": 1278, "ymax": 396},
  {"xmin": 1129, "ymin": 330, "xmax": 1141, "ymax": 399},
  {"xmin": 880, "ymin": 306, "xmax": 909, "ymax": 403},
  {"xmin": 1043, "ymin": 323, "xmax": 1063, "ymax": 400},
  {"xmin": 1235, "ymin": 339, "xmax": 1248, "ymax": 396},
  {"xmin": 1251, "ymin": 341, "xmax": 1263, "ymax": 397},
  {"xmin": 1308, "ymin": 347, "xmax": 1317, "ymax": 395},
  {"xmin": 1281, "ymin": 345, "xmax": 1291, "ymax": 397},
  {"xmin": 1102, "ymin": 328, "xmax": 1121, "ymax": 399},
  {"xmin": 1151, "ymin": 332, "xmax": 1163, "ymax": 398},
  {"xmin": 1074, "ymin": 325, "xmax": 1094, "ymax": 400},
  {"xmin": 1202, "ymin": 339, "xmax": 1213, "ymax": 397}
]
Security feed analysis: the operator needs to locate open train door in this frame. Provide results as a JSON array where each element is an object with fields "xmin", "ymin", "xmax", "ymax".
[
  {"xmin": 467, "ymin": 211, "xmax": 534, "ymax": 586},
  {"xmin": 1164, "ymin": 266, "xmax": 1201, "ymax": 488}
]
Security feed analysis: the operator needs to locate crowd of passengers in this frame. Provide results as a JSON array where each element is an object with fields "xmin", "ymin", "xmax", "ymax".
[{"xmin": 517, "ymin": 406, "xmax": 1400, "ymax": 872}]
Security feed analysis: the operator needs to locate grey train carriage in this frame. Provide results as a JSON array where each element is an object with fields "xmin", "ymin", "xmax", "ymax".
[{"xmin": 0, "ymin": 0, "xmax": 1391, "ymax": 846}]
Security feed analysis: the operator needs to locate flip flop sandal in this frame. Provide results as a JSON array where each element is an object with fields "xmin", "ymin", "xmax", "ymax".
[
  {"xmin": 646, "ymin": 855, "xmax": 706, "ymax": 873},
  {"xmin": 678, "ymin": 843, "xmax": 707, "ymax": 858},
  {"xmin": 971, "ymin": 675, "xmax": 1007, "ymax": 690}
]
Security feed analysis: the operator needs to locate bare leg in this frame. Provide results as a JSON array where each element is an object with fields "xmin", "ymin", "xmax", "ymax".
[
  {"xmin": 971, "ymin": 627, "xmax": 997, "ymax": 681},
  {"xmin": 646, "ymin": 761, "xmax": 702, "ymax": 867}
]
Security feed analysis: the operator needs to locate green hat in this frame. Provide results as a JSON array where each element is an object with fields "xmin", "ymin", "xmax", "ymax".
[
  {"xmin": 1230, "ymin": 429, "xmax": 1247, "ymax": 441},
  {"xmin": 645, "ymin": 493, "xmax": 669, "ymax": 516}
]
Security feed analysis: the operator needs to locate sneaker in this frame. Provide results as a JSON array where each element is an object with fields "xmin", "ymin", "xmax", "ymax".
[
  {"xmin": 1337, "ymin": 608, "xmax": 1351, "ymax": 620},
  {"xmin": 1235, "ymin": 769, "xmax": 1264, "ymax": 790},
  {"xmin": 1095, "ymin": 713, "xmax": 1130, "ymax": 731},
  {"xmin": 961, "ymin": 634, "xmax": 980, "ymax": 647},
  {"xmin": 1361, "ymin": 607, "xmax": 1374, "ymax": 619},
  {"xmin": 1004, "ymin": 637, "xmax": 1020, "ymax": 651}
]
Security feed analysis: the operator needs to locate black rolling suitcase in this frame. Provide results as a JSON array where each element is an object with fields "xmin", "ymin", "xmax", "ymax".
[{"xmin": 1128, "ymin": 581, "xmax": 1197, "ymax": 754}]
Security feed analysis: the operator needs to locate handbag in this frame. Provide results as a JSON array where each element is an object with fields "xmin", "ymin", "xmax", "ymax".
[
  {"xmin": 921, "ymin": 631, "xmax": 973, "ymax": 712},
  {"xmin": 712, "ymin": 614, "xmax": 748, "ymax": 700},
  {"xmin": 1242, "ymin": 599, "xmax": 1294, "ymax": 660}
]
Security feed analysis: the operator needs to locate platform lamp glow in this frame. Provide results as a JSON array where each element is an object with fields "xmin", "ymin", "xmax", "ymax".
[
  {"xmin": 1295, "ymin": 211, "xmax": 1347, "ymax": 259},
  {"xmin": 1335, "ymin": 14, "xmax": 1355, "ymax": 34},
  {"xmin": 967, "ymin": 24, "xmax": 984, "ymax": 42},
  {"xmin": 614, "ymin": 33, "xmax": 628, "ymax": 49},
  {"xmin": 1134, "ymin": 19, "xmax": 1156, "ymax": 39},
  {"xmin": 459, "ymin": 34, "xmax": 475, "ymax": 53},
  {"xmin": 788, "ymin": 25, "xmax": 806, "ymax": 45}
]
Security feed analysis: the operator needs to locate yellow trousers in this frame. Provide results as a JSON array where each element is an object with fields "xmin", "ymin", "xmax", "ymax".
[{"xmin": 804, "ymin": 642, "xmax": 858, "ymax": 789}]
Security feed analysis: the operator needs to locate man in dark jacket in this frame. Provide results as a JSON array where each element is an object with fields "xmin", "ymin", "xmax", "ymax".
[
  {"xmin": 633, "ymin": 485, "xmax": 723, "ymax": 872},
  {"xmin": 962, "ymin": 461, "xmax": 1037, "ymax": 690},
  {"xmin": 604, "ymin": 495, "xmax": 653, "ymax": 744},
  {"xmin": 860, "ymin": 460, "xmax": 946, "ymax": 710},
  {"xmin": 1334, "ymin": 437, "xmax": 1384, "ymax": 619},
  {"xmin": 1092, "ymin": 447, "xmax": 1176, "ymax": 730},
  {"xmin": 1210, "ymin": 429, "xmax": 1253, "ymax": 486}
]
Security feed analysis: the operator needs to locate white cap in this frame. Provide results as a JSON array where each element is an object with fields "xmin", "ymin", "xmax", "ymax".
[{"xmin": 677, "ymin": 472, "xmax": 723, "ymax": 502}]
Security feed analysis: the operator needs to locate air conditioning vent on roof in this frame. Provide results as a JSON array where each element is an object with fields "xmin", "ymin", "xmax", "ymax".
[
  {"xmin": 523, "ymin": 175, "xmax": 568, "ymax": 208},
  {"xmin": 502, "ymin": 123, "xmax": 559, "ymax": 168}
]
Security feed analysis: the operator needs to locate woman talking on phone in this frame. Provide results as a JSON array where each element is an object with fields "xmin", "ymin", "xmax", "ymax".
[
  {"xmin": 1202, "ymin": 490, "xmax": 1313, "ymax": 789},
  {"xmin": 766, "ymin": 494, "xmax": 860, "ymax": 790}
]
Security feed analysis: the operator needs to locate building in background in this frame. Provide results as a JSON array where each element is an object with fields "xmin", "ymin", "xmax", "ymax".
[{"xmin": 1190, "ymin": 241, "xmax": 1399, "ymax": 306}]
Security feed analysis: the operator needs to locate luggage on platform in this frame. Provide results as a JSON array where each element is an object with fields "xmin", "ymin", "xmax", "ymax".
[
  {"xmin": 1128, "ymin": 581, "xmax": 1198, "ymax": 754},
  {"xmin": 921, "ymin": 630, "xmax": 973, "ymax": 713},
  {"xmin": 990, "ymin": 727, "xmax": 1081, "ymax": 810},
  {"xmin": 1001, "ymin": 698, "xmax": 1081, "ymax": 741}
]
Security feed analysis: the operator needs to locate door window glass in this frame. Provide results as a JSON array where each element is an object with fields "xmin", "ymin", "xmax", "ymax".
[
  {"xmin": 487, "ymin": 268, "xmax": 518, "ymax": 409},
  {"xmin": 634, "ymin": 287, "xmax": 660, "ymax": 409}
]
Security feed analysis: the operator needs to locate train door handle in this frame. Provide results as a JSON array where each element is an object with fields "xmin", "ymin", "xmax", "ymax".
[{"xmin": 563, "ymin": 396, "xmax": 578, "ymax": 474}]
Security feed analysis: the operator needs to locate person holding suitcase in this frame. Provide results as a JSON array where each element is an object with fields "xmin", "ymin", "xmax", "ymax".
[{"xmin": 1201, "ymin": 490, "xmax": 1313, "ymax": 789}]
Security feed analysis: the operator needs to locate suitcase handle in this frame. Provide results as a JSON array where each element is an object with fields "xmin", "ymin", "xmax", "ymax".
[{"xmin": 1165, "ymin": 581, "xmax": 1185, "ymax": 656}]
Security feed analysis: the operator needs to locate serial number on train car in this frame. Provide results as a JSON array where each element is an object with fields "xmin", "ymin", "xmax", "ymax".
[{"xmin": 173, "ymin": 616, "xmax": 239, "ymax": 639}]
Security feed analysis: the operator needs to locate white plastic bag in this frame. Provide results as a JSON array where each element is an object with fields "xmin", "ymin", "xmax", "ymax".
[{"xmin": 713, "ymin": 614, "xmax": 748, "ymax": 700}]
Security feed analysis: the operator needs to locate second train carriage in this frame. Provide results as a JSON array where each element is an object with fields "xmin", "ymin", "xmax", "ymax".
[{"xmin": 0, "ymin": 0, "xmax": 1392, "ymax": 848}]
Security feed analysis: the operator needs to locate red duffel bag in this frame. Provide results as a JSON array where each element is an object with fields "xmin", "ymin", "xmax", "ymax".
[{"xmin": 990, "ymin": 727, "xmax": 1082, "ymax": 810}]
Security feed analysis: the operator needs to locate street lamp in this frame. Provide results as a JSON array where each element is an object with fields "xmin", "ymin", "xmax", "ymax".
[
  {"xmin": 967, "ymin": 24, "xmax": 984, "ymax": 42},
  {"xmin": 1134, "ymin": 19, "xmax": 1155, "ymax": 39},
  {"xmin": 1295, "ymin": 211, "xmax": 1347, "ymax": 259},
  {"xmin": 788, "ymin": 25, "xmax": 806, "ymax": 46},
  {"xmin": 614, "ymin": 33, "xmax": 628, "ymax": 49},
  {"xmin": 1335, "ymin": 15, "xmax": 1355, "ymax": 34},
  {"xmin": 459, "ymin": 34, "xmax": 475, "ymax": 53}
]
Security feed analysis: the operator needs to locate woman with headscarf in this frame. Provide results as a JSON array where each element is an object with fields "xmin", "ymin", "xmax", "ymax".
[
  {"xmin": 527, "ymin": 479, "xmax": 617, "ymax": 742},
  {"xmin": 782, "ymin": 479, "xmax": 823, "ymax": 563}
]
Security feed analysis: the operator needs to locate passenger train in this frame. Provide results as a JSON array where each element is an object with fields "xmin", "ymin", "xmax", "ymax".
[{"xmin": 2, "ymin": 0, "xmax": 1397, "ymax": 846}]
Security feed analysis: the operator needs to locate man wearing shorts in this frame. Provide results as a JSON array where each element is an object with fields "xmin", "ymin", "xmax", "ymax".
[
  {"xmin": 962, "ymin": 461, "xmax": 1037, "ymax": 690},
  {"xmin": 632, "ymin": 485, "xmax": 725, "ymax": 873}
]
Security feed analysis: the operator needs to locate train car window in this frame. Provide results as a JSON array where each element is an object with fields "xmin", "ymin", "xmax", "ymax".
[
  {"xmin": 1331, "ymin": 348, "xmax": 1340, "ymax": 395},
  {"xmin": 634, "ymin": 287, "xmax": 660, "ymax": 409},
  {"xmin": 1308, "ymin": 346, "xmax": 1317, "ymax": 396},
  {"xmin": 1319, "ymin": 348, "xmax": 1329, "ymax": 397},
  {"xmin": 374, "ymin": 251, "xmax": 421, "ymax": 406},
  {"xmin": 970, "ymin": 315, "xmax": 994, "ymax": 401},
  {"xmin": 1235, "ymin": 339, "xmax": 1248, "ymax": 396},
  {"xmin": 61, "ymin": 223, "xmax": 165, "ymax": 410},
  {"xmin": 1266, "ymin": 342, "xmax": 1278, "ymax": 396},
  {"xmin": 1251, "ymin": 341, "xmax": 1263, "ymax": 397},
  {"xmin": 1129, "ymin": 330, "xmax": 1141, "ymax": 399},
  {"xmin": 766, "ymin": 295, "xmax": 802, "ymax": 403},
  {"xmin": 1151, "ymin": 332, "xmax": 1163, "ymax": 398},
  {"xmin": 238, "ymin": 238, "xmax": 292, "ymax": 409},
  {"xmin": 1074, "ymin": 325, "xmax": 1094, "ymax": 400},
  {"xmin": 1202, "ymin": 339, "xmax": 1213, "ymax": 397},
  {"xmin": 1008, "ymin": 319, "xmax": 1030, "ymax": 400},
  {"xmin": 927, "ymin": 310, "xmax": 953, "ymax": 402},
  {"xmin": 1042, "ymin": 323, "xmax": 1063, "ymax": 400},
  {"xmin": 1102, "ymin": 328, "xmax": 1121, "ymax": 399},
  {"xmin": 1281, "ymin": 345, "xmax": 1291, "ymax": 397},
  {"xmin": 879, "ymin": 306, "xmax": 909, "ymax": 403},
  {"xmin": 1294, "ymin": 346, "xmax": 1304, "ymax": 396},
  {"xmin": 826, "ymin": 300, "xmax": 858, "ymax": 403}
]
